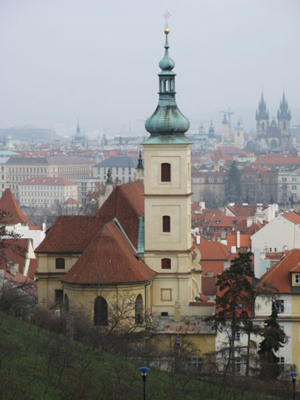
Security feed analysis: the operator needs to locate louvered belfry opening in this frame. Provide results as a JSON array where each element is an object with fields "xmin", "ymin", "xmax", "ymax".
[
  {"xmin": 161, "ymin": 258, "xmax": 171, "ymax": 269},
  {"xmin": 162, "ymin": 215, "xmax": 171, "ymax": 232},
  {"xmin": 161, "ymin": 163, "xmax": 171, "ymax": 182}
]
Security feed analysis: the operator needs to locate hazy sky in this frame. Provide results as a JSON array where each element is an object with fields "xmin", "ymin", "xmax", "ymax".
[{"xmin": 0, "ymin": 0, "xmax": 299, "ymax": 135}]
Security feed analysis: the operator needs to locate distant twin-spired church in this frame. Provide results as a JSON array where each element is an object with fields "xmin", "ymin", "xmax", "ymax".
[{"xmin": 255, "ymin": 92, "xmax": 292, "ymax": 152}]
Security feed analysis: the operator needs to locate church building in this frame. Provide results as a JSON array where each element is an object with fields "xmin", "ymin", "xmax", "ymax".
[
  {"xmin": 36, "ymin": 25, "xmax": 213, "ymax": 339},
  {"xmin": 255, "ymin": 92, "xmax": 292, "ymax": 152}
]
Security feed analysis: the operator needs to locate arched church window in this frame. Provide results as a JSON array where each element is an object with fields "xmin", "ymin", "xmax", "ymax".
[
  {"xmin": 162, "ymin": 215, "xmax": 171, "ymax": 232},
  {"xmin": 283, "ymin": 122, "xmax": 287, "ymax": 130},
  {"xmin": 261, "ymin": 122, "xmax": 265, "ymax": 131},
  {"xmin": 135, "ymin": 294, "xmax": 143, "ymax": 325},
  {"xmin": 161, "ymin": 258, "xmax": 171, "ymax": 269},
  {"xmin": 161, "ymin": 163, "xmax": 171, "ymax": 182},
  {"xmin": 94, "ymin": 296, "xmax": 108, "ymax": 326}
]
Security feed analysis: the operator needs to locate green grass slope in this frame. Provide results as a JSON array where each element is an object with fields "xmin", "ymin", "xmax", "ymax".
[{"xmin": 0, "ymin": 313, "xmax": 266, "ymax": 400}]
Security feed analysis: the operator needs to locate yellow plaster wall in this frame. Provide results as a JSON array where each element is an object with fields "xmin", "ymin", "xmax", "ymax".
[
  {"xmin": 292, "ymin": 295, "xmax": 300, "ymax": 370},
  {"xmin": 63, "ymin": 283, "xmax": 150, "ymax": 322}
]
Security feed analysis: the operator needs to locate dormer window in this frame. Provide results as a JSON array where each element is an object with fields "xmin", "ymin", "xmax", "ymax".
[{"xmin": 295, "ymin": 274, "xmax": 300, "ymax": 284}]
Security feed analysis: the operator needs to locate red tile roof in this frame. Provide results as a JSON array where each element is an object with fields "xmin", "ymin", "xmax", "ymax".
[
  {"xmin": 255, "ymin": 154, "xmax": 300, "ymax": 166},
  {"xmin": 36, "ymin": 180, "xmax": 144, "ymax": 254},
  {"xmin": 35, "ymin": 216, "xmax": 100, "ymax": 253},
  {"xmin": 65, "ymin": 198, "xmax": 79, "ymax": 204},
  {"xmin": 97, "ymin": 181, "xmax": 144, "ymax": 249},
  {"xmin": 226, "ymin": 234, "xmax": 251, "ymax": 250},
  {"xmin": 283, "ymin": 212, "xmax": 300, "ymax": 225},
  {"xmin": 194, "ymin": 235, "xmax": 230, "ymax": 261},
  {"xmin": 201, "ymin": 261, "xmax": 224, "ymax": 276},
  {"xmin": 61, "ymin": 220, "xmax": 155, "ymax": 285},
  {"xmin": 0, "ymin": 239, "xmax": 29, "ymax": 273},
  {"xmin": 259, "ymin": 249, "xmax": 300, "ymax": 293},
  {"xmin": 227, "ymin": 204, "xmax": 267, "ymax": 217},
  {"xmin": 0, "ymin": 189, "xmax": 29, "ymax": 224}
]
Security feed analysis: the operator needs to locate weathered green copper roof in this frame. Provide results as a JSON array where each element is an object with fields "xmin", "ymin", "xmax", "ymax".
[
  {"xmin": 158, "ymin": 34, "xmax": 175, "ymax": 74},
  {"xmin": 143, "ymin": 135, "xmax": 192, "ymax": 145},
  {"xmin": 145, "ymin": 29, "xmax": 189, "ymax": 137}
]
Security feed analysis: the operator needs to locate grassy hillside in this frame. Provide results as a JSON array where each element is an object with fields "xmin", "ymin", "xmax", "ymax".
[{"xmin": 0, "ymin": 313, "xmax": 268, "ymax": 400}]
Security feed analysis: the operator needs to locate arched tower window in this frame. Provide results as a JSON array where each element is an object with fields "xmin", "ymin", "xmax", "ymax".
[
  {"xmin": 261, "ymin": 122, "xmax": 265, "ymax": 131},
  {"xmin": 161, "ymin": 258, "xmax": 171, "ymax": 269},
  {"xmin": 94, "ymin": 296, "xmax": 108, "ymax": 326},
  {"xmin": 135, "ymin": 294, "xmax": 143, "ymax": 325},
  {"xmin": 64, "ymin": 294, "xmax": 69, "ymax": 312},
  {"xmin": 55, "ymin": 258, "xmax": 65, "ymax": 269},
  {"xmin": 162, "ymin": 215, "xmax": 171, "ymax": 232},
  {"xmin": 161, "ymin": 163, "xmax": 171, "ymax": 182},
  {"xmin": 283, "ymin": 121, "xmax": 287, "ymax": 130}
]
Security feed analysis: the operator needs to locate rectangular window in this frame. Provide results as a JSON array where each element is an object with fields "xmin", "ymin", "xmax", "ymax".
[
  {"xmin": 188, "ymin": 358, "xmax": 203, "ymax": 374},
  {"xmin": 55, "ymin": 289, "xmax": 63, "ymax": 303},
  {"xmin": 161, "ymin": 163, "xmax": 171, "ymax": 182},
  {"xmin": 161, "ymin": 312, "xmax": 168, "ymax": 317},
  {"xmin": 234, "ymin": 331, "xmax": 241, "ymax": 341},
  {"xmin": 296, "ymin": 274, "xmax": 300, "ymax": 284},
  {"xmin": 161, "ymin": 258, "xmax": 171, "ymax": 269},
  {"xmin": 276, "ymin": 299, "xmax": 285, "ymax": 314},
  {"xmin": 162, "ymin": 215, "xmax": 171, "ymax": 232},
  {"xmin": 55, "ymin": 258, "xmax": 65, "ymax": 270}
]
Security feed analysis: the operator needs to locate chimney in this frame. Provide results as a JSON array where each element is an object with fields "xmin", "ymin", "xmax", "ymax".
[
  {"xmin": 247, "ymin": 216, "xmax": 253, "ymax": 228},
  {"xmin": 196, "ymin": 235, "xmax": 201, "ymax": 245},
  {"xmin": 237, "ymin": 231, "xmax": 241, "ymax": 249}
]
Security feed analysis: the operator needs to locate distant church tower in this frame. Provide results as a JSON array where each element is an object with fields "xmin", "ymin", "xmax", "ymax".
[
  {"xmin": 234, "ymin": 119, "xmax": 245, "ymax": 148},
  {"xmin": 143, "ymin": 23, "xmax": 201, "ymax": 319},
  {"xmin": 277, "ymin": 92, "xmax": 291, "ymax": 136},
  {"xmin": 221, "ymin": 113, "xmax": 230, "ymax": 143},
  {"xmin": 256, "ymin": 92, "xmax": 269, "ymax": 134}
]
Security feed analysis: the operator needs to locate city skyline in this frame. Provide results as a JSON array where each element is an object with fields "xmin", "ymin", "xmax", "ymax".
[{"xmin": 0, "ymin": 0, "xmax": 300, "ymax": 133}]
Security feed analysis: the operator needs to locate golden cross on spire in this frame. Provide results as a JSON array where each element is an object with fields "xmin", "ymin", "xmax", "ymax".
[{"xmin": 163, "ymin": 10, "xmax": 171, "ymax": 34}]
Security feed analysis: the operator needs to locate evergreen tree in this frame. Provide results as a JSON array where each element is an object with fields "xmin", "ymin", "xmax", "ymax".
[
  {"xmin": 258, "ymin": 301, "xmax": 287, "ymax": 380},
  {"xmin": 208, "ymin": 252, "xmax": 254, "ymax": 376},
  {"xmin": 225, "ymin": 161, "xmax": 242, "ymax": 204}
]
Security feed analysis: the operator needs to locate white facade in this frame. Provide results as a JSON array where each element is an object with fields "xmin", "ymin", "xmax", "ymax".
[
  {"xmin": 278, "ymin": 169, "xmax": 300, "ymax": 204},
  {"xmin": 19, "ymin": 178, "xmax": 78, "ymax": 208},
  {"xmin": 251, "ymin": 215, "xmax": 300, "ymax": 277}
]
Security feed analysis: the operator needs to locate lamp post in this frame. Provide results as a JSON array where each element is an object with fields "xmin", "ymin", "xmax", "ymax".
[
  {"xmin": 290, "ymin": 372, "xmax": 298, "ymax": 400},
  {"xmin": 138, "ymin": 366, "xmax": 150, "ymax": 400}
]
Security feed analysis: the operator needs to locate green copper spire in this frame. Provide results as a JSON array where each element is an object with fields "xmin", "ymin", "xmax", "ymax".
[{"xmin": 145, "ymin": 26, "xmax": 190, "ymax": 137}]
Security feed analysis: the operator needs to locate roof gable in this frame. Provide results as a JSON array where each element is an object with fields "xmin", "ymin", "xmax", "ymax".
[{"xmin": 0, "ymin": 189, "xmax": 29, "ymax": 224}]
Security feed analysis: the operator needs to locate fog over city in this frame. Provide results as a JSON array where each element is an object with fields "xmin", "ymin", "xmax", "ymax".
[{"xmin": 0, "ymin": 0, "xmax": 299, "ymax": 135}]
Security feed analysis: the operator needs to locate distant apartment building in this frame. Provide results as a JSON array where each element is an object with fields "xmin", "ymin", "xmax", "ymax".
[
  {"xmin": 93, "ymin": 156, "xmax": 137, "ymax": 183},
  {"xmin": 19, "ymin": 177, "xmax": 78, "ymax": 208},
  {"xmin": 5, "ymin": 156, "xmax": 93, "ymax": 199},
  {"xmin": 192, "ymin": 170, "xmax": 226, "ymax": 205},
  {"xmin": 278, "ymin": 168, "xmax": 300, "ymax": 204},
  {"xmin": 240, "ymin": 166, "xmax": 278, "ymax": 204}
]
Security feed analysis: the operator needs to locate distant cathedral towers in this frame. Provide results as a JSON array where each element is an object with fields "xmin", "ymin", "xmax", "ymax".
[{"xmin": 255, "ymin": 92, "xmax": 292, "ymax": 152}]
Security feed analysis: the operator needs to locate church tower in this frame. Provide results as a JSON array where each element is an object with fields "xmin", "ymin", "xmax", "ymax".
[
  {"xmin": 143, "ymin": 23, "xmax": 201, "ymax": 319},
  {"xmin": 234, "ymin": 119, "xmax": 245, "ymax": 148},
  {"xmin": 277, "ymin": 92, "xmax": 291, "ymax": 136},
  {"xmin": 256, "ymin": 92, "xmax": 269, "ymax": 134}
]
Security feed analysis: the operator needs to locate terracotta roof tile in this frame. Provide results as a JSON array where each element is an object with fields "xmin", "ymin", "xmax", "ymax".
[
  {"xmin": 0, "ymin": 189, "xmax": 29, "ymax": 224},
  {"xmin": 259, "ymin": 249, "xmax": 300, "ymax": 293},
  {"xmin": 61, "ymin": 220, "xmax": 155, "ymax": 285},
  {"xmin": 200, "ymin": 261, "xmax": 224, "ymax": 276},
  {"xmin": 195, "ymin": 236, "xmax": 230, "ymax": 261},
  {"xmin": 0, "ymin": 239, "xmax": 29, "ymax": 273},
  {"xmin": 226, "ymin": 234, "xmax": 251, "ymax": 250},
  {"xmin": 35, "ymin": 216, "xmax": 100, "ymax": 253},
  {"xmin": 283, "ymin": 212, "xmax": 300, "ymax": 225}
]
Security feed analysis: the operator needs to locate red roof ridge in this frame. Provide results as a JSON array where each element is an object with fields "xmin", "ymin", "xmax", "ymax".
[{"xmin": 0, "ymin": 189, "xmax": 29, "ymax": 224}]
